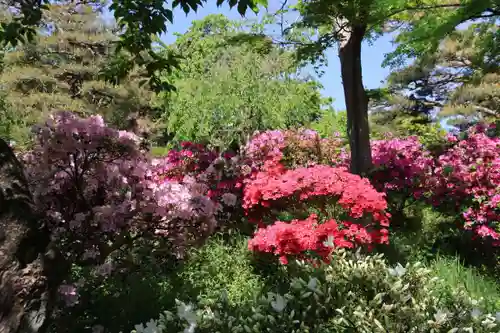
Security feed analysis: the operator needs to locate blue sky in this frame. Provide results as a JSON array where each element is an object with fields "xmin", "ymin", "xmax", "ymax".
[{"xmin": 157, "ymin": 1, "xmax": 396, "ymax": 110}]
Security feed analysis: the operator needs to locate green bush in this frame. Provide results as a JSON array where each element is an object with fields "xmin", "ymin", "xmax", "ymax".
[
  {"xmin": 48, "ymin": 233, "xmax": 281, "ymax": 333},
  {"xmin": 131, "ymin": 249, "xmax": 500, "ymax": 333},
  {"xmin": 173, "ymin": 233, "xmax": 269, "ymax": 307}
]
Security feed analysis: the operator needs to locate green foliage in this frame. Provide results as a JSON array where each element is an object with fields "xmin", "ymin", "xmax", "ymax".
[
  {"xmin": 370, "ymin": 110, "xmax": 447, "ymax": 149},
  {"xmin": 384, "ymin": 0, "xmax": 499, "ymax": 68},
  {"xmin": 49, "ymin": 263, "xmax": 178, "ymax": 333},
  {"xmin": 382, "ymin": 22, "xmax": 499, "ymax": 130},
  {"xmin": 0, "ymin": 0, "xmax": 269, "ymax": 91},
  {"xmin": 428, "ymin": 256, "xmax": 500, "ymax": 311},
  {"xmin": 0, "ymin": 90, "xmax": 30, "ymax": 148},
  {"xmin": 132, "ymin": 249, "xmax": 500, "ymax": 333},
  {"xmin": 0, "ymin": 2, "xmax": 159, "ymax": 145},
  {"xmin": 310, "ymin": 109, "xmax": 348, "ymax": 138},
  {"xmin": 173, "ymin": 233, "xmax": 270, "ymax": 307},
  {"xmin": 382, "ymin": 202, "xmax": 500, "ymax": 285},
  {"xmin": 158, "ymin": 15, "xmax": 327, "ymax": 149},
  {"xmin": 48, "ymin": 233, "xmax": 280, "ymax": 333}
]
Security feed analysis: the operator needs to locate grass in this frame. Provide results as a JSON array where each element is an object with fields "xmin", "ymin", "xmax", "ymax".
[{"xmin": 429, "ymin": 256, "xmax": 500, "ymax": 311}]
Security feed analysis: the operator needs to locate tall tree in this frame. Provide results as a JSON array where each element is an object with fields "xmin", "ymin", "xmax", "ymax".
[
  {"xmin": 280, "ymin": 0, "xmax": 498, "ymax": 175},
  {"xmin": 0, "ymin": 1, "xmax": 157, "ymax": 148},
  {"xmin": 158, "ymin": 15, "xmax": 328, "ymax": 149}
]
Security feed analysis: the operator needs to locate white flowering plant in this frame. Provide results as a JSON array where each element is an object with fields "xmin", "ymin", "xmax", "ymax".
[{"xmin": 130, "ymin": 249, "xmax": 500, "ymax": 333}]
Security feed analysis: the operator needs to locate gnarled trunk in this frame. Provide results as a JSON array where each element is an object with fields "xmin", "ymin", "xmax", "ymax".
[
  {"xmin": 0, "ymin": 139, "xmax": 60, "ymax": 333},
  {"xmin": 338, "ymin": 23, "xmax": 373, "ymax": 175}
]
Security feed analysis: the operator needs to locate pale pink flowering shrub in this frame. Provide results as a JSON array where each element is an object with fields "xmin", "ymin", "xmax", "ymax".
[
  {"xmin": 21, "ymin": 112, "xmax": 217, "ymax": 304},
  {"xmin": 221, "ymin": 192, "xmax": 238, "ymax": 206},
  {"xmin": 58, "ymin": 284, "xmax": 79, "ymax": 307},
  {"xmin": 151, "ymin": 142, "xmax": 246, "ymax": 228}
]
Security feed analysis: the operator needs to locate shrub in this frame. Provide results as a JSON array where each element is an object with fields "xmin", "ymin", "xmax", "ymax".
[
  {"xmin": 131, "ymin": 249, "xmax": 500, "ymax": 333},
  {"xmin": 335, "ymin": 125, "xmax": 499, "ymax": 245},
  {"xmin": 242, "ymin": 129, "xmax": 347, "ymax": 171},
  {"xmin": 151, "ymin": 141, "xmax": 245, "ymax": 229},
  {"xmin": 21, "ymin": 111, "xmax": 217, "ymax": 307},
  {"xmin": 48, "ymin": 233, "xmax": 268, "ymax": 333},
  {"xmin": 243, "ymin": 163, "xmax": 391, "ymax": 263},
  {"xmin": 427, "ymin": 125, "xmax": 500, "ymax": 244},
  {"xmin": 173, "ymin": 233, "xmax": 268, "ymax": 307},
  {"xmin": 428, "ymin": 256, "xmax": 500, "ymax": 312}
]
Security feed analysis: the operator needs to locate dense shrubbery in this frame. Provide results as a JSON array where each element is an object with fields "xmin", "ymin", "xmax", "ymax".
[
  {"xmin": 6, "ymin": 112, "xmax": 498, "ymax": 332},
  {"xmin": 243, "ymin": 164, "xmax": 390, "ymax": 263},
  {"xmin": 132, "ymin": 249, "xmax": 500, "ymax": 333},
  {"xmin": 243, "ymin": 126, "xmax": 500, "ymax": 244},
  {"xmin": 18, "ymin": 112, "xmax": 223, "ymax": 307}
]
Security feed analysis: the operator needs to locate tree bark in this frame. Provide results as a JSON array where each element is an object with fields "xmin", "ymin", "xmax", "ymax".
[
  {"xmin": 338, "ymin": 23, "xmax": 373, "ymax": 175},
  {"xmin": 0, "ymin": 138, "xmax": 60, "ymax": 333}
]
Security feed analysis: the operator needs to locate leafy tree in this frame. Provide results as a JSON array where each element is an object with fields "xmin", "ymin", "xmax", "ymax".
[
  {"xmin": 0, "ymin": 0, "xmax": 268, "ymax": 91},
  {"xmin": 310, "ymin": 108, "xmax": 348, "ymax": 138},
  {"xmin": 368, "ymin": 86, "xmax": 436, "ymax": 138},
  {"xmin": 0, "ymin": 1, "xmax": 158, "ymax": 149},
  {"xmin": 383, "ymin": 22, "xmax": 499, "ymax": 130},
  {"xmin": 280, "ymin": 0, "xmax": 497, "ymax": 175},
  {"xmin": 384, "ymin": 1, "xmax": 499, "ymax": 68},
  {"xmin": 158, "ymin": 15, "xmax": 328, "ymax": 149}
]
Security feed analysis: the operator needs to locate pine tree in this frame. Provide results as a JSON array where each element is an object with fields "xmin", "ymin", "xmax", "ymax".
[
  {"xmin": 379, "ymin": 22, "xmax": 499, "ymax": 131},
  {"xmin": 0, "ymin": 1, "xmax": 157, "ymax": 148}
]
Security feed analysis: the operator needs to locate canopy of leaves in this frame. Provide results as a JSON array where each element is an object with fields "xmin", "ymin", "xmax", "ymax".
[
  {"xmin": 0, "ymin": 0, "xmax": 268, "ymax": 91},
  {"xmin": 157, "ymin": 15, "xmax": 328, "ymax": 149},
  {"xmin": 0, "ymin": 1, "xmax": 158, "ymax": 148},
  {"xmin": 384, "ymin": 0, "xmax": 500, "ymax": 68},
  {"xmin": 310, "ymin": 109, "xmax": 348, "ymax": 138}
]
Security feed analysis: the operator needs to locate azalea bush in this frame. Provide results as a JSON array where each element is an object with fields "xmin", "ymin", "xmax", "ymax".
[
  {"xmin": 241, "ymin": 128, "xmax": 391, "ymax": 263},
  {"xmin": 427, "ymin": 125, "xmax": 500, "ymax": 244},
  {"xmin": 242, "ymin": 125, "xmax": 500, "ymax": 247},
  {"xmin": 21, "ymin": 111, "xmax": 218, "ymax": 307},
  {"xmin": 242, "ymin": 128, "xmax": 347, "ymax": 172},
  {"xmin": 151, "ymin": 141, "xmax": 248, "ymax": 229},
  {"xmin": 131, "ymin": 249, "xmax": 500, "ymax": 333}
]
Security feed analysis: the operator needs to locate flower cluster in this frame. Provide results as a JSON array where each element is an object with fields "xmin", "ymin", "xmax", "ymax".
[
  {"xmin": 151, "ymin": 141, "xmax": 246, "ymax": 227},
  {"xmin": 22, "ymin": 112, "xmax": 217, "ymax": 277},
  {"xmin": 429, "ymin": 127, "xmax": 500, "ymax": 243},
  {"xmin": 242, "ymin": 129, "xmax": 346, "ymax": 172},
  {"xmin": 248, "ymin": 214, "xmax": 382, "ymax": 264},
  {"xmin": 243, "ymin": 125, "xmax": 499, "ymax": 245},
  {"xmin": 243, "ymin": 163, "xmax": 390, "ymax": 262},
  {"xmin": 369, "ymin": 137, "xmax": 435, "ymax": 196}
]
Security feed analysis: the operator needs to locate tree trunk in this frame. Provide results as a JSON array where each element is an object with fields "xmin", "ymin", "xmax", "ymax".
[
  {"xmin": 0, "ymin": 138, "xmax": 60, "ymax": 333},
  {"xmin": 338, "ymin": 23, "xmax": 373, "ymax": 175}
]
